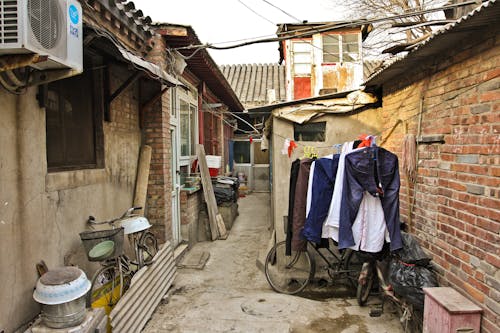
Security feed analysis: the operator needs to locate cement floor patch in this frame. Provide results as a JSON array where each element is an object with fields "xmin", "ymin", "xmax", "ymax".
[{"xmin": 177, "ymin": 250, "xmax": 210, "ymax": 269}]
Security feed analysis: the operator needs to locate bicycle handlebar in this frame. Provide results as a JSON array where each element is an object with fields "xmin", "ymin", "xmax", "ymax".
[{"xmin": 87, "ymin": 206, "xmax": 143, "ymax": 225}]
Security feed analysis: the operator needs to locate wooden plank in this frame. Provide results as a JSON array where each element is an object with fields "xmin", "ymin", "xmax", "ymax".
[
  {"xmin": 216, "ymin": 214, "xmax": 228, "ymax": 240},
  {"xmin": 133, "ymin": 145, "xmax": 152, "ymax": 216},
  {"xmin": 196, "ymin": 144, "xmax": 228, "ymax": 240}
]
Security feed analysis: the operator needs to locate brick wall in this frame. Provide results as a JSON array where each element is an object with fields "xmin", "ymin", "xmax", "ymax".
[
  {"xmin": 180, "ymin": 190, "xmax": 202, "ymax": 226},
  {"xmin": 143, "ymin": 35, "xmax": 172, "ymax": 242},
  {"xmin": 380, "ymin": 31, "xmax": 499, "ymax": 333}
]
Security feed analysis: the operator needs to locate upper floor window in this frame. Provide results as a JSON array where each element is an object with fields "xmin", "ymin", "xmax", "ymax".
[
  {"xmin": 292, "ymin": 42, "xmax": 312, "ymax": 75},
  {"xmin": 46, "ymin": 56, "xmax": 104, "ymax": 172},
  {"xmin": 323, "ymin": 33, "xmax": 360, "ymax": 63}
]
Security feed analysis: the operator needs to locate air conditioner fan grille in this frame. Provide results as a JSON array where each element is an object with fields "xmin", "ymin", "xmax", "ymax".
[{"xmin": 28, "ymin": 0, "xmax": 60, "ymax": 49}]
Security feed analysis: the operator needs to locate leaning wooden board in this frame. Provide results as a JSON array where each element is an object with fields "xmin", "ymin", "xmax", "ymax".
[{"xmin": 196, "ymin": 144, "xmax": 228, "ymax": 240}]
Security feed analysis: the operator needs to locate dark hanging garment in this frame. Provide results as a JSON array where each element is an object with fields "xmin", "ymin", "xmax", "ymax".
[
  {"xmin": 301, "ymin": 155, "xmax": 340, "ymax": 244},
  {"xmin": 292, "ymin": 158, "xmax": 314, "ymax": 252},
  {"xmin": 339, "ymin": 146, "xmax": 403, "ymax": 251},
  {"xmin": 286, "ymin": 159, "xmax": 301, "ymax": 255}
]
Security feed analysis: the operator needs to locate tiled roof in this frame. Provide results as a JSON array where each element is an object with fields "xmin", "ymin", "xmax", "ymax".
[
  {"xmin": 220, "ymin": 64, "xmax": 286, "ymax": 108},
  {"xmin": 88, "ymin": 1, "xmax": 154, "ymax": 40}
]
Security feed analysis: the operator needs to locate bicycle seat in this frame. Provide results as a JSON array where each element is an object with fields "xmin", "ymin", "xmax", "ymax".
[{"xmin": 120, "ymin": 216, "xmax": 151, "ymax": 234}]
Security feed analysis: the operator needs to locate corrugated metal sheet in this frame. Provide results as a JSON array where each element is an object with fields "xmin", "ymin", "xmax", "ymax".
[
  {"xmin": 220, "ymin": 64, "xmax": 286, "ymax": 108},
  {"xmin": 109, "ymin": 241, "xmax": 176, "ymax": 332},
  {"xmin": 365, "ymin": 0, "xmax": 499, "ymax": 87}
]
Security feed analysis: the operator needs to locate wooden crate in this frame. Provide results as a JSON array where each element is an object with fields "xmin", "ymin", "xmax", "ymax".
[{"xmin": 423, "ymin": 287, "xmax": 482, "ymax": 333}]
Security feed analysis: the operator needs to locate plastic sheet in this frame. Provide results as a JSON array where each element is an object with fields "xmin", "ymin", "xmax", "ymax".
[{"xmin": 389, "ymin": 232, "xmax": 439, "ymax": 309}]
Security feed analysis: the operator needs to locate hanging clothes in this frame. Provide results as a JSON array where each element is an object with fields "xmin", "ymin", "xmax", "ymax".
[
  {"xmin": 349, "ymin": 192, "xmax": 390, "ymax": 252},
  {"xmin": 301, "ymin": 155, "xmax": 340, "ymax": 244},
  {"xmin": 285, "ymin": 159, "xmax": 301, "ymax": 255},
  {"xmin": 291, "ymin": 158, "xmax": 313, "ymax": 251},
  {"xmin": 338, "ymin": 146, "xmax": 403, "ymax": 251},
  {"xmin": 323, "ymin": 141, "xmax": 358, "ymax": 240}
]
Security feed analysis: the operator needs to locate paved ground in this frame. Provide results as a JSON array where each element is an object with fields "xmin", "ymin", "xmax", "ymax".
[{"xmin": 143, "ymin": 193, "xmax": 403, "ymax": 333}]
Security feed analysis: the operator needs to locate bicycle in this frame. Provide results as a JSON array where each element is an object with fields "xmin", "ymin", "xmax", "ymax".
[
  {"xmin": 356, "ymin": 254, "xmax": 424, "ymax": 333},
  {"xmin": 264, "ymin": 239, "xmax": 362, "ymax": 295},
  {"xmin": 79, "ymin": 207, "xmax": 159, "ymax": 309}
]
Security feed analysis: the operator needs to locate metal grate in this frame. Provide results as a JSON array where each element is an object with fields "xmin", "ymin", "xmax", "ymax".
[
  {"xmin": 0, "ymin": 0, "xmax": 19, "ymax": 44},
  {"xmin": 27, "ymin": 0, "xmax": 60, "ymax": 49}
]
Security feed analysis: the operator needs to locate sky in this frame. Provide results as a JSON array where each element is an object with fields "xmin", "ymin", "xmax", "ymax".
[{"xmin": 131, "ymin": 0, "xmax": 347, "ymax": 65}]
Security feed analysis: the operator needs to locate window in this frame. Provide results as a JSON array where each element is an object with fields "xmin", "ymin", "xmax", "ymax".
[
  {"xmin": 322, "ymin": 35, "xmax": 340, "ymax": 62},
  {"xmin": 233, "ymin": 141, "xmax": 251, "ymax": 164},
  {"xmin": 342, "ymin": 34, "xmax": 360, "ymax": 62},
  {"xmin": 292, "ymin": 42, "xmax": 312, "ymax": 75},
  {"xmin": 294, "ymin": 122, "xmax": 326, "ymax": 141},
  {"xmin": 45, "ymin": 57, "xmax": 104, "ymax": 171},
  {"xmin": 178, "ymin": 89, "xmax": 198, "ymax": 163},
  {"xmin": 322, "ymin": 33, "xmax": 360, "ymax": 63}
]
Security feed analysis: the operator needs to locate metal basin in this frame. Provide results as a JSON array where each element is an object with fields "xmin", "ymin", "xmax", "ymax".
[{"xmin": 41, "ymin": 295, "xmax": 86, "ymax": 328}]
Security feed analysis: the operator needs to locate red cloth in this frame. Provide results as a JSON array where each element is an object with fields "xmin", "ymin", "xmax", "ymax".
[{"xmin": 288, "ymin": 140, "xmax": 297, "ymax": 157}]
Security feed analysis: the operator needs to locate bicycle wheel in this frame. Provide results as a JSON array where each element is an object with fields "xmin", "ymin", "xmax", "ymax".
[
  {"xmin": 138, "ymin": 231, "xmax": 159, "ymax": 267},
  {"xmin": 264, "ymin": 240, "xmax": 315, "ymax": 295},
  {"xmin": 400, "ymin": 304, "xmax": 423, "ymax": 333},
  {"xmin": 356, "ymin": 262, "xmax": 375, "ymax": 306},
  {"xmin": 88, "ymin": 263, "xmax": 123, "ymax": 309},
  {"xmin": 342, "ymin": 249, "xmax": 364, "ymax": 287}
]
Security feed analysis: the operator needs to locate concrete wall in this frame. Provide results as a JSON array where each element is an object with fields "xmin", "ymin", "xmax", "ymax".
[
  {"xmin": 378, "ymin": 30, "xmax": 499, "ymax": 333},
  {"xmin": 0, "ymin": 72, "xmax": 143, "ymax": 332},
  {"xmin": 271, "ymin": 108, "xmax": 382, "ymax": 242}
]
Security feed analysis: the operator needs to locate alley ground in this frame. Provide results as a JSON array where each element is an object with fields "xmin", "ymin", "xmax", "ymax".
[{"xmin": 143, "ymin": 193, "xmax": 403, "ymax": 333}]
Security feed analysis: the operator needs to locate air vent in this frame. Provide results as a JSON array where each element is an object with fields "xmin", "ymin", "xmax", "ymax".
[
  {"xmin": 0, "ymin": 0, "xmax": 19, "ymax": 44},
  {"xmin": 28, "ymin": 0, "xmax": 60, "ymax": 49}
]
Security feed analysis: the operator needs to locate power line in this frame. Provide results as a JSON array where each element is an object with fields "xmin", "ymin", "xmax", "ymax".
[
  {"xmin": 237, "ymin": 0, "xmax": 276, "ymax": 26},
  {"xmin": 174, "ymin": 1, "xmax": 478, "ymax": 51},
  {"xmin": 260, "ymin": 0, "xmax": 302, "ymax": 23}
]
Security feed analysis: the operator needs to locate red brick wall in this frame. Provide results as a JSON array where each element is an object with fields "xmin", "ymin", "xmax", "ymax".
[
  {"xmin": 143, "ymin": 35, "xmax": 172, "ymax": 242},
  {"xmin": 380, "ymin": 32, "xmax": 499, "ymax": 333}
]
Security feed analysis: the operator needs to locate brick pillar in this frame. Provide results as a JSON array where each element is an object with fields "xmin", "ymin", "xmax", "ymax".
[{"xmin": 143, "ymin": 34, "xmax": 172, "ymax": 242}]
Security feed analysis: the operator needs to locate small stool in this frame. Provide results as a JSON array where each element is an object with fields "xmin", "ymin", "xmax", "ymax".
[{"xmin": 423, "ymin": 287, "xmax": 482, "ymax": 333}]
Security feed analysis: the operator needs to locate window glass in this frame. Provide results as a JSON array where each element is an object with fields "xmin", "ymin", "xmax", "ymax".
[
  {"xmin": 323, "ymin": 34, "xmax": 340, "ymax": 62},
  {"xmin": 46, "ymin": 62, "xmax": 101, "ymax": 171},
  {"xmin": 294, "ymin": 122, "xmax": 326, "ymax": 142},
  {"xmin": 233, "ymin": 141, "xmax": 251, "ymax": 164},
  {"xmin": 179, "ymin": 99, "xmax": 190, "ymax": 156},
  {"xmin": 293, "ymin": 42, "xmax": 312, "ymax": 75},
  {"xmin": 190, "ymin": 104, "xmax": 197, "ymax": 156},
  {"xmin": 342, "ymin": 34, "xmax": 360, "ymax": 62}
]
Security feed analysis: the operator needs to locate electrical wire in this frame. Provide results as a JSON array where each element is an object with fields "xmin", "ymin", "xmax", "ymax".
[
  {"xmin": 260, "ymin": 0, "xmax": 303, "ymax": 23},
  {"xmin": 238, "ymin": 0, "xmax": 276, "ymax": 26},
  {"xmin": 203, "ymin": 102, "xmax": 260, "ymax": 134},
  {"xmin": 174, "ymin": 1, "xmax": 477, "ymax": 51}
]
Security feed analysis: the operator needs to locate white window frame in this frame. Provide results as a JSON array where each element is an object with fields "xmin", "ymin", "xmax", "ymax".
[
  {"xmin": 292, "ymin": 41, "xmax": 312, "ymax": 76},
  {"xmin": 176, "ymin": 87, "xmax": 198, "ymax": 167},
  {"xmin": 322, "ymin": 33, "xmax": 361, "ymax": 63}
]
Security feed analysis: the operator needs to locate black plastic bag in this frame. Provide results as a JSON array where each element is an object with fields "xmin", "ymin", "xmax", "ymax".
[{"xmin": 389, "ymin": 232, "xmax": 439, "ymax": 309}]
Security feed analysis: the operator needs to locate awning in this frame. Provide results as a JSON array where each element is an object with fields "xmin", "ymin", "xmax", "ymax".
[
  {"xmin": 117, "ymin": 46, "xmax": 184, "ymax": 87},
  {"xmin": 272, "ymin": 90, "xmax": 378, "ymax": 124}
]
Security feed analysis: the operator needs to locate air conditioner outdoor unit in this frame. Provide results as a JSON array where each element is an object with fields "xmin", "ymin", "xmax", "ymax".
[{"xmin": 0, "ymin": 0, "xmax": 83, "ymax": 72}]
